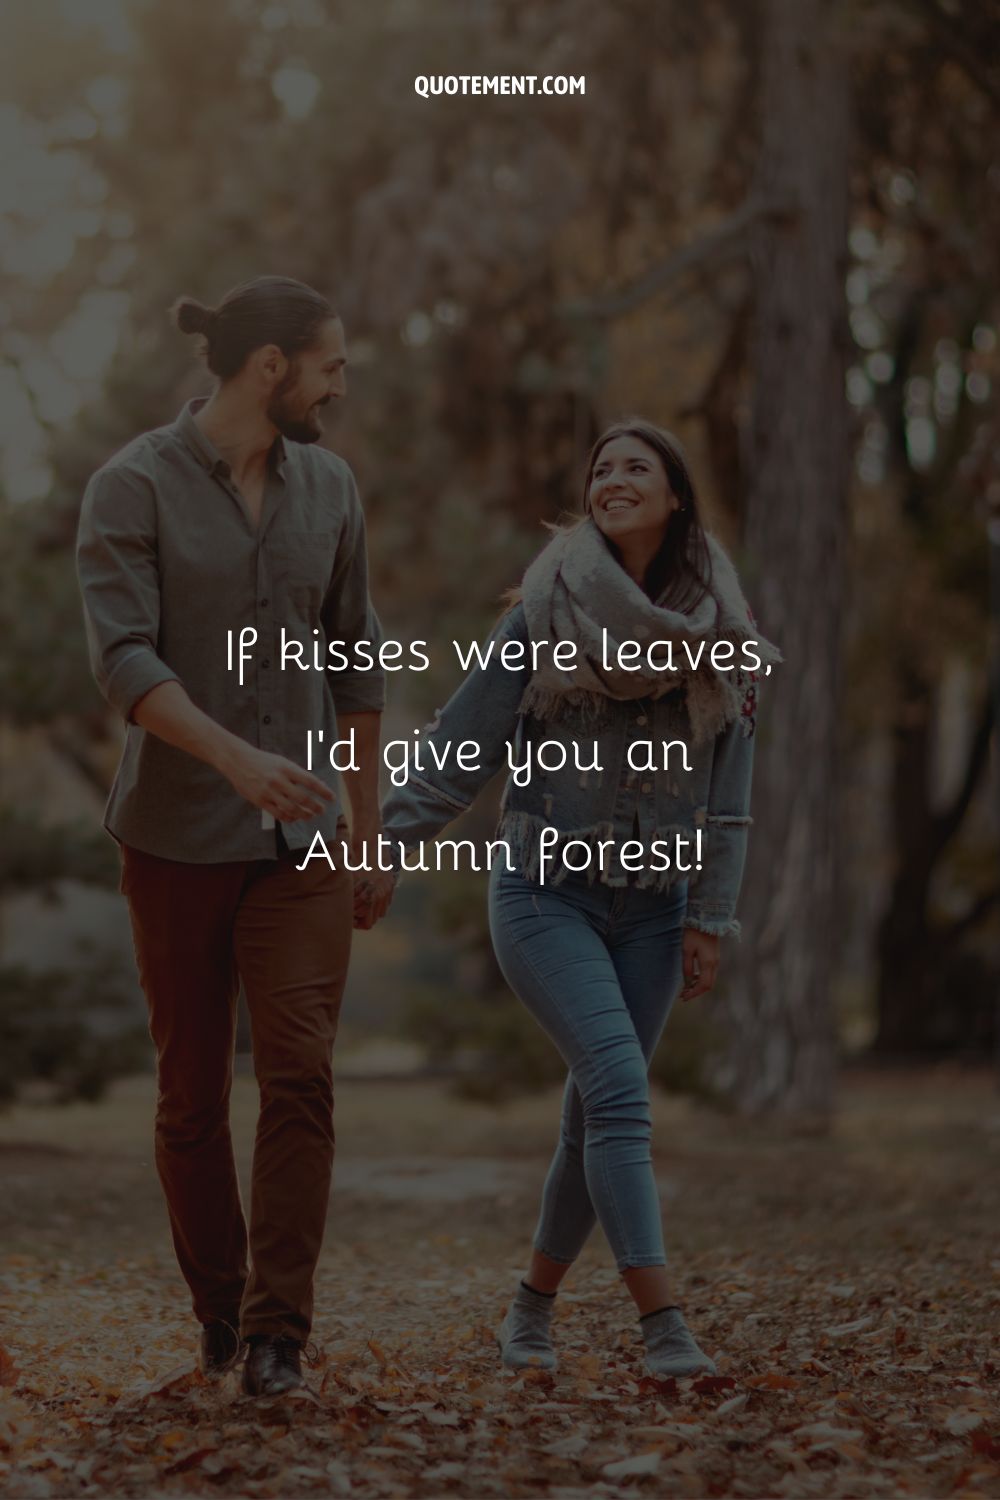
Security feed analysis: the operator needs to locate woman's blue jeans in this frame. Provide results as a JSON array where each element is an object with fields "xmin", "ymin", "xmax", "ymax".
[{"xmin": 488, "ymin": 862, "xmax": 687, "ymax": 1272}]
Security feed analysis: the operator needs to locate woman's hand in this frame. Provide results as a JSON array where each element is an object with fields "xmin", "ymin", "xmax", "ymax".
[
  {"xmin": 353, "ymin": 868, "xmax": 397, "ymax": 930},
  {"xmin": 681, "ymin": 928, "xmax": 720, "ymax": 1000}
]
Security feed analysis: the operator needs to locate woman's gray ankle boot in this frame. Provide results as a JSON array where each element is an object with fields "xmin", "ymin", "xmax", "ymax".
[
  {"xmin": 640, "ymin": 1306, "xmax": 716, "ymax": 1377},
  {"xmin": 497, "ymin": 1282, "xmax": 557, "ymax": 1371}
]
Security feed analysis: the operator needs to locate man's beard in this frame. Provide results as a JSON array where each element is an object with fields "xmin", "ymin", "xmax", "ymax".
[{"xmin": 267, "ymin": 375, "xmax": 328, "ymax": 444}]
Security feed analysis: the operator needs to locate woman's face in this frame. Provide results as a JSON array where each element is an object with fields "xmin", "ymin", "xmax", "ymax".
[{"xmin": 588, "ymin": 435, "xmax": 678, "ymax": 547}]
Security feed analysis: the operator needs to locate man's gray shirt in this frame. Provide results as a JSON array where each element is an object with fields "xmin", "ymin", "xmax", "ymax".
[{"xmin": 76, "ymin": 398, "xmax": 385, "ymax": 862}]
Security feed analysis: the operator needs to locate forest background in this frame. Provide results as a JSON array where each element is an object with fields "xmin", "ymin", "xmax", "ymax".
[
  {"xmin": 0, "ymin": 0, "xmax": 997, "ymax": 1126},
  {"xmin": 2, "ymin": 4, "xmax": 999, "ymax": 1497}
]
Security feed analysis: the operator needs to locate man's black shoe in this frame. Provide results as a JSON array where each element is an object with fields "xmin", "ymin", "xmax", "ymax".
[
  {"xmin": 199, "ymin": 1320, "xmax": 243, "ymax": 1377},
  {"xmin": 242, "ymin": 1334, "xmax": 304, "ymax": 1396}
]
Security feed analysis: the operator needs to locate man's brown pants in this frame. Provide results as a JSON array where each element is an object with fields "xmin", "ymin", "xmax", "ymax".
[{"xmin": 121, "ymin": 843, "xmax": 353, "ymax": 1342}]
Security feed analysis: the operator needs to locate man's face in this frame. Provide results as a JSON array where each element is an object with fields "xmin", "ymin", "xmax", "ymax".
[{"xmin": 266, "ymin": 317, "xmax": 347, "ymax": 443}]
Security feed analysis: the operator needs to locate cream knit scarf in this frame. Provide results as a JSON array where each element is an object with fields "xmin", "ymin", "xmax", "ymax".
[{"xmin": 518, "ymin": 518, "xmax": 782, "ymax": 744}]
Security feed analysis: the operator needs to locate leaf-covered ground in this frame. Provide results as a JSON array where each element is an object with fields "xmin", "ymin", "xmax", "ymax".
[{"xmin": 1, "ymin": 1067, "xmax": 997, "ymax": 1498}]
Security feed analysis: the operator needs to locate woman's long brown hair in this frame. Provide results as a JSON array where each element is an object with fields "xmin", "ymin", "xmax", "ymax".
[{"xmin": 503, "ymin": 417, "xmax": 713, "ymax": 613}]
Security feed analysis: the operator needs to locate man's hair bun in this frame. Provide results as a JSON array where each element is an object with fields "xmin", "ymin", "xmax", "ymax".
[
  {"xmin": 171, "ymin": 297, "xmax": 216, "ymax": 337},
  {"xmin": 169, "ymin": 276, "xmax": 334, "ymax": 379}
]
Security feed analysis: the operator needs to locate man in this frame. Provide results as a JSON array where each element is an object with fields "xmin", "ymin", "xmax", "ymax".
[{"xmin": 77, "ymin": 275, "xmax": 393, "ymax": 1396}]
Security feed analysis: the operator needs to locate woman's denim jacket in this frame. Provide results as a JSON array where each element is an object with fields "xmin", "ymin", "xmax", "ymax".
[{"xmin": 381, "ymin": 603, "xmax": 756, "ymax": 937}]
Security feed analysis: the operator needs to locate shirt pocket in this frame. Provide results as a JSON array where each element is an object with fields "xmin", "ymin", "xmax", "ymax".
[{"xmin": 277, "ymin": 530, "xmax": 336, "ymax": 617}]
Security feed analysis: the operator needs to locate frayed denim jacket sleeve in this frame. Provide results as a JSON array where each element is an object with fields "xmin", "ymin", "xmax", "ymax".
[
  {"xmin": 684, "ymin": 682, "xmax": 756, "ymax": 940},
  {"xmin": 381, "ymin": 606, "xmax": 530, "ymax": 855}
]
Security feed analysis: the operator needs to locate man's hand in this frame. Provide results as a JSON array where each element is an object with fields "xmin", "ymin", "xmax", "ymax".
[
  {"xmin": 681, "ymin": 928, "xmax": 721, "ymax": 1000},
  {"xmin": 131, "ymin": 682, "xmax": 334, "ymax": 825},
  {"xmin": 353, "ymin": 868, "xmax": 397, "ymax": 930},
  {"xmin": 219, "ymin": 743, "xmax": 333, "ymax": 822}
]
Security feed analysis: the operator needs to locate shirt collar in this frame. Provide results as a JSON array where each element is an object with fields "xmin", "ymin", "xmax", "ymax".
[{"xmin": 175, "ymin": 397, "xmax": 288, "ymax": 478}]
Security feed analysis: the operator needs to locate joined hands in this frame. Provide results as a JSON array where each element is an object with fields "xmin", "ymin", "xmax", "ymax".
[{"xmin": 352, "ymin": 866, "xmax": 397, "ymax": 930}]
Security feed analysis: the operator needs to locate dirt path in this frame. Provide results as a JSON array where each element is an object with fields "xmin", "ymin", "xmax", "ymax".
[{"xmin": 1, "ymin": 1069, "xmax": 997, "ymax": 1498}]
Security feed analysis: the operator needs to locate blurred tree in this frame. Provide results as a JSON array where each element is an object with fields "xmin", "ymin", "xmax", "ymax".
[
  {"xmin": 0, "ymin": 955, "xmax": 145, "ymax": 1107},
  {"xmin": 719, "ymin": 0, "xmax": 850, "ymax": 1124},
  {"xmin": 850, "ymin": 0, "xmax": 999, "ymax": 1054},
  {"xmin": 0, "ymin": 504, "xmax": 141, "ymax": 1105}
]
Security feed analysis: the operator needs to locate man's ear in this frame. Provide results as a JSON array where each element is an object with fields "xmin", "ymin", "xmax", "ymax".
[{"xmin": 251, "ymin": 342, "xmax": 288, "ymax": 386}]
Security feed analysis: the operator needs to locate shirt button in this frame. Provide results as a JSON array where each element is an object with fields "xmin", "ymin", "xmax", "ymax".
[
  {"xmin": 263, "ymin": 714, "xmax": 272, "ymax": 725},
  {"xmin": 636, "ymin": 715, "xmax": 648, "ymax": 726},
  {"xmin": 260, "ymin": 597, "xmax": 269, "ymax": 607},
  {"xmin": 262, "ymin": 658, "xmax": 271, "ymax": 668},
  {"xmin": 641, "ymin": 781, "xmax": 652, "ymax": 793}
]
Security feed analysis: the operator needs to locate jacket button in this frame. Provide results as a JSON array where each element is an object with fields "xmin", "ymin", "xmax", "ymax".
[
  {"xmin": 263, "ymin": 714, "xmax": 272, "ymax": 725},
  {"xmin": 641, "ymin": 781, "xmax": 652, "ymax": 794}
]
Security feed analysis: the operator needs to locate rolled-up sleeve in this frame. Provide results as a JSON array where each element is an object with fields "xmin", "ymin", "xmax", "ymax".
[
  {"xmin": 322, "ymin": 468, "xmax": 386, "ymax": 715},
  {"xmin": 76, "ymin": 464, "xmax": 181, "ymax": 721}
]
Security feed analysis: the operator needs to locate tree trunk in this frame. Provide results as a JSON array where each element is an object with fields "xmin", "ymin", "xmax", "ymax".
[
  {"xmin": 719, "ymin": 0, "xmax": 850, "ymax": 1126},
  {"xmin": 873, "ymin": 674, "xmax": 936, "ymax": 1052},
  {"xmin": 874, "ymin": 667, "xmax": 996, "ymax": 1054}
]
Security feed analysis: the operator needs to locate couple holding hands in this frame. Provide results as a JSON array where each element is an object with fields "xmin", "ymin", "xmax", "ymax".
[{"xmin": 77, "ymin": 276, "xmax": 777, "ymax": 1397}]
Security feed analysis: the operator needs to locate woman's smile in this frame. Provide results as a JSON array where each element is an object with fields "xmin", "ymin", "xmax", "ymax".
[{"xmin": 589, "ymin": 434, "xmax": 678, "ymax": 541}]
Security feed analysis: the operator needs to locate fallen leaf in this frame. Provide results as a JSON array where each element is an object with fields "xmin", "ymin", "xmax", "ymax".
[
  {"xmin": 692, "ymin": 1374, "xmax": 737, "ymax": 1395},
  {"xmin": 632, "ymin": 1423, "xmax": 704, "ymax": 1442},
  {"xmin": 126, "ymin": 1364, "xmax": 196, "ymax": 1402},
  {"xmin": 747, "ymin": 1372, "xmax": 798, "ymax": 1390},
  {"xmin": 543, "ymin": 1433, "xmax": 589, "ymax": 1458},
  {"xmin": 794, "ymin": 1421, "xmax": 866, "ymax": 1445},
  {"xmin": 163, "ymin": 1445, "xmax": 218, "ymax": 1476},
  {"xmin": 157, "ymin": 1428, "xmax": 193, "ymax": 1451},
  {"xmin": 603, "ymin": 1450, "xmax": 662, "ymax": 1478},
  {"xmin": 946, "ymin": 1410, "xmax": 984, "ymax": 1436},
  {"xmin": 824, "ymin": 1314, "xmax": 876, "ymax": 1337}
]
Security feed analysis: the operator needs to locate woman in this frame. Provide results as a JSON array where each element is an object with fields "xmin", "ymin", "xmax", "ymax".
[{"xmin": 381, "ymin": 420, "xmax": 779, "ymax": 1376}]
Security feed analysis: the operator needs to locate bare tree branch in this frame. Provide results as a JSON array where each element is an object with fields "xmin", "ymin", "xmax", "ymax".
[
  {"xmin": 562, "ymin": 196, "xmax": 781, "ymax": 321},
  {"xmin": 0, "ymin": 346, "xmax": 58, "ymax": 447},
  {"xmin": 47, "ymin": 724, "xmax": 112, "ymax": 801},
  {"xmin": 943, "ymin": 884, "xmax": 1000, "ymax": 944},
  {"xmin": 931, "ymin": 694, "xmax": 994, "ymax": 859},
  {"xmin": 904, "ymin": 0, "xmax": 1000, "ymax": 109}
]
